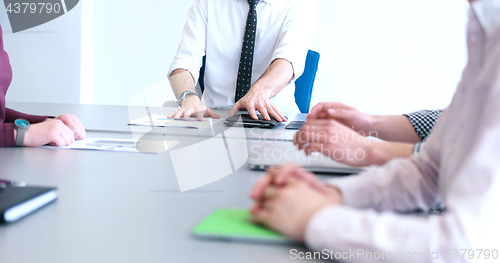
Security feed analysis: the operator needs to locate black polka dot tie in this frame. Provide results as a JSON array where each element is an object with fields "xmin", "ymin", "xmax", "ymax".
[{"xmin": 235, "ymin": 0, "xmax": 259, "ymax": 103}]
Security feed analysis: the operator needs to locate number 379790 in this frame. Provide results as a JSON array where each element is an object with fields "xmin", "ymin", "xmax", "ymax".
[{"xmin": 6, "ymin": 3, "xmax": 62, "ymax": 14}]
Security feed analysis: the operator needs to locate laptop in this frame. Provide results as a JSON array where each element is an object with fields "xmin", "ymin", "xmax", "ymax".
[{"xmin": 248, "ymin": 141, "xmax": 364, "ymax": 175}]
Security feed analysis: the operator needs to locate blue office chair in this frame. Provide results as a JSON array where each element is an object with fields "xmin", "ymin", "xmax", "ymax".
[{"xmin": 198, "ymin": 50, "xmax": 320, "ymax": 113}]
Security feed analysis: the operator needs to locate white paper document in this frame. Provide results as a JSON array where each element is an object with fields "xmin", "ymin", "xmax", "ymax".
[
  {"xmin": 43, "ymin": 138, "xmax": 139, "ymax": 153},
  {"xmin": 129, "ymin": 114, "xmax": 221, "ymax": 129}
]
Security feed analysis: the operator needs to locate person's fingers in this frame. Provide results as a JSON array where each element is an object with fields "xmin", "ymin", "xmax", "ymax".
[
  {"xmin": 303, "ymin": 143, "xmax": 325, "ymax": 157},
  {"xmin": 284, "ymin": 175, "xmax": 300, "ymax": 186},
  {"xmin": 272, "ymin": 163, "xmax": 302, "ymax": 186},
  {"xmin": 63, "ymin": 115, "xmax": 83, "ymax": 140},
  {"xmin": 294, "ymin": 125, "xmax": 310, "ymax": 146},
  {"xmin": 321, "ymin": 102, "xmax": 353, "ymax": 111},
  {"xmin": 251, "ymin": 207, "xmax": 272, "ymax": 225},
  {"xmin": 228, "ymin": 109, "xmax": 237, "ymax": 118},
  {"xmin": 206, "ymin": 108, "xmax": 221, "ymax": 119},
  {"xmin": 327, "ymin": 109, "xmax": 352, "ymax": 121},
  {"xmin": 301, "ymin": 119, "xmax": 337, "ymax": 131},
  {"xmin": 257, "ymin": 103, "xmax": 271, "ymax": 121},
  {"xmin": 173, "ymin": 109, "xmax": 185, "ymax": 120},
  {"xmin": 309, "ymin": 102, "xmax": 354, "ymax": 121},
  {"xmin": 295, "ymin": 127, "xmax": 330, "ymax": 146},
  {"xmin": 228, "ymin": 102, "xmax": 242, "ymax": 117},
  {"xmin": 264, "ymin": 102, "xmax": 281, "ymax": 122},
  {"xmin": 250, "ymin": 201, "xmax": 263, "ymax": 215},
  {"xmin": 74, "ymin": 117, "xmax": 86, "ymax": 140},
  {"xmin": 277, "ymin": 162, "xmax": 329, "ymax": 194},
  {"xmin": 195, "ymin": 110, "xmax": 204, "ymax": 121},
  {"xmin": 183, "ymin": 109, "xmax": 194, "ymax": 121},
  {"xmin": 308, "ymin": 103, "xmax": 331, "ymax": 120},
  {"xmin": 261, "ymin": 185, "xmax": 279, "ymax": 201},
  {"xmin": 272, "ymin": 104, "xmax": 287, "ymax": 122},
  {"xmin": 167, "ymin": 109, "xmax": 179, "ymax": 119},
  {"xmin": 261, "ymin": 198, "xmax": 278, "ymax": 210},
  {"xmin": 50, "ymin": 122, "xmax": 72, "ymax": 146},
  {"xmin": 60, "ymin": 125, "xmax": 75, "ymax": 146},
  {"xmin": 49, "ymin": 135, "xmax": 66, "ymax": 147},
  {"xmin": 67, "ymin": 125, "xmax": 76, "ymax": 144},
  {"xmin": 294, "ymin": 120, "xmax": 341, "ymax": 149},
  {"xmin": 293, "ymin": 129, "xmax": 301, "ymax": 145},
  {"xmin": 335, "ymin": 102, "xmax": 355, "ymax": 111},
  {"xmin": 57, "ymin": 115, "xmax": 78, "ymax": 134},
  {"xmin": 294, "ymin": 130, "xmax": 311, "ymax": 150},
  {"xmin": 246, "ymin": 103, "xmax": 259, "ymax": 120},
  {"xmin": 317, "ymin": 111, "xmax": 329, "ymax": 119},
  {"xmin": 250, "ymin": 175, "xmax": 272, "ymax": 200}
]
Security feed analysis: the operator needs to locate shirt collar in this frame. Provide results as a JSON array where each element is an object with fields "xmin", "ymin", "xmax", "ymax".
[{"xmin": 471, "ymin": 0, "xmax": 500, "ymax": 38}]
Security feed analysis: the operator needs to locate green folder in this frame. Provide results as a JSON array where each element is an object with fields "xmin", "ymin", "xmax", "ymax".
[{"xmin": 192, "ymin": 208, "xmax": 298, "ymax": 244}]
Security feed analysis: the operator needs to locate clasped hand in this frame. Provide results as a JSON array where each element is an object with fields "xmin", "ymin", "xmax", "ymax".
[
  {"xmin": 293, "ymin": 102, "xmax": 378, "ymax": 167},
  {"xmin": 249, "ymin": 163, "xmax": 342, "ymax": 241},
  {"xmin": 24, "ymin": 114, "xmax": 86, "ymax": 147}
]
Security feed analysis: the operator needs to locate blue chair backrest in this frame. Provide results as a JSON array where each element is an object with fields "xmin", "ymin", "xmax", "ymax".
[
  {"xmin": 294, "ymin": 50, "xmax": 320, "ymax": 113},
  {"xmin": 198, "ymin": 50, "xmax": 320, "ymax": 113}
]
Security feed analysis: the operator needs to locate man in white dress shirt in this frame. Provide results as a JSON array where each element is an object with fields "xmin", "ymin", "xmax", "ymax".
[
  {"xmin": 167, "ymin": 0, "xmax": 317, "ymax": 121},
  {"xmin": 251, "ymin": 0, "xmax": 500, "ymax": 261}
]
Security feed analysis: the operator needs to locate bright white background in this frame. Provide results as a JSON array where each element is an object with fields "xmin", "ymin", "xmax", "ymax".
[
  {"xmin": 1, "ymin": 0, "xmax": 81, "ymax": 104},
  {"xmin": 2, "ymin": 0, "xmax": 469, "ymax": 115}
]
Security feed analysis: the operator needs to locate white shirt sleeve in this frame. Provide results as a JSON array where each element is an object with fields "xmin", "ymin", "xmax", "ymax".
[
  {"xmin": 168, "ymin": 0, "xmax": 207, "ymax": 81},
  {"xmin": 325, "ymin": 142, "xmax": 442, "ymax": 213},
  {"xmin": 272, "ymin": 0, "xmax": 318, "ymax": 82},
  {"xmin": 304, "ymin": 85, "xmax": 500, "ymax": 262}
]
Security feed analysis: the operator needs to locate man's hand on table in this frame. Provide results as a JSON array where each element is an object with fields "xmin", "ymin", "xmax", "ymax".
[
  {"xmin": 167, "ymin": 95, "xmax": 221, "ymax": 121},
  {"xmin": 228, "ymin": 85, "xmax": 286, "ymax": 122}
]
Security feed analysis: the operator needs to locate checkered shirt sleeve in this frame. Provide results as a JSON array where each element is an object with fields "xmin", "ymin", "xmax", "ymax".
[{"xmin": 404, "ymin": 109, "xmax": 444, "ymax": 142}]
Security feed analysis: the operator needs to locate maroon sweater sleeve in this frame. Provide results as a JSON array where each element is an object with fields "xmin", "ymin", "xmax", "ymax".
[
  {"xmin": 4, "ymin": 108, "xmax": 49, "ymax": 124},
  {"xmin": 0, "ymin": 122, "xmax": 15, "ymax": 147},
  {"xmin": 0, "ymin": 109, "xmax": 48, "ymax": 147}
]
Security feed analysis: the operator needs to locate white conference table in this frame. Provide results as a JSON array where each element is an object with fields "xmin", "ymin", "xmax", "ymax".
[
  {"xmin": 0, "ymin": 103, "xmax": 332, "ymax": 263},
  {"xmin": 7, "ymin": 102, "xmax": 306, "ymax": 142}
]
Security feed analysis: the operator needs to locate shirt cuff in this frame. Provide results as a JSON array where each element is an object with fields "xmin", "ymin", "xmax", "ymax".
[
  {"xmin": 325, "ymin": 174, "xmax": 375, "ymax": 208},
  {"xmin": 413, "ymin": 142, "xmax": 422, "ymax": 154},
  {"xmin": 403, "ymin": 110, "xmax": 443, "ymax": 141},
  {"xmin": 304, "ymin": 205, "xmax": 351, "ymax": 252}
]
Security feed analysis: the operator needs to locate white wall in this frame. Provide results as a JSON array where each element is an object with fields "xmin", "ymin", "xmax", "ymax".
[
  {"xmin": 309, "ymin": 0, "xmax": 468, "ymax": 114},
  {"xmin": 84, "ymin": 0, "xmax": 469, "ymax": 114},
  {"xmin": 1, "ymin": 0, "xmax": 82, "ymax": 104},
  {"xmin": 82, "ymin": 0, "xmax": 191, "ymax": 107}
]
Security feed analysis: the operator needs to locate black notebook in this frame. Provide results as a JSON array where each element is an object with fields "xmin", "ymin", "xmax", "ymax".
[
  {"xmin": 0, "ymin": 185, "xmax": 57, "ymax": 223},
  {"xmin": 224, "ymin": 114, "xmax": 287, "ymax": 129}
]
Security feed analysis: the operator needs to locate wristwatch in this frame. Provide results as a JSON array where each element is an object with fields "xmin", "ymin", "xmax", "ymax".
[
  {"xmin": 14, "ymin": 119, "xmax": 31, "ymax": 147},
  {"xmin": 176, "ymin": 91, "xmax": 198, "ymax": 107}
]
